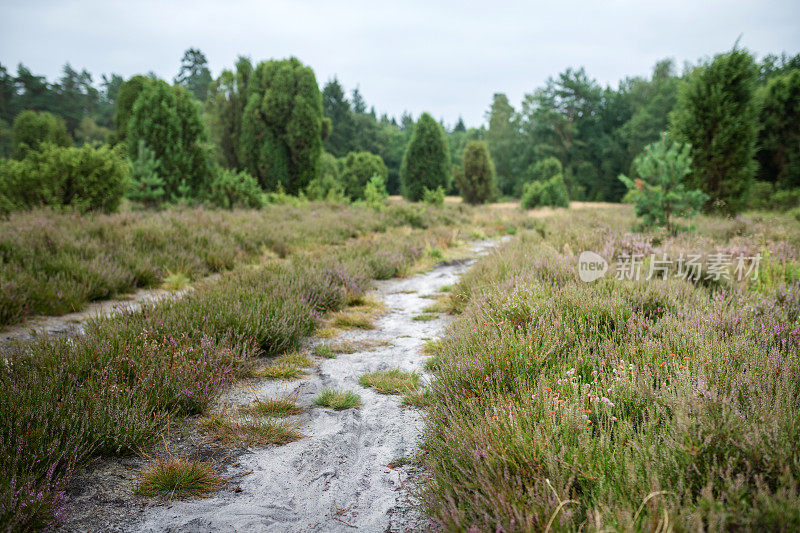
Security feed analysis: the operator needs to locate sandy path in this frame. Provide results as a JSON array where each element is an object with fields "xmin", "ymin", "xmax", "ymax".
[{"xmin": 134, "ymin": 241, "xmax": 495, "ymax": 533}]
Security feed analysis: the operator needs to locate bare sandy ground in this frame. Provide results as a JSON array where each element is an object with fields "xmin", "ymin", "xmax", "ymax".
[
  {"xmin": 116, "ymin": 241, "xmax": 497, "ymax": 532},
  {"xmin": 0, "ymin": 286, "xmax": 188, "ymax": 351}
]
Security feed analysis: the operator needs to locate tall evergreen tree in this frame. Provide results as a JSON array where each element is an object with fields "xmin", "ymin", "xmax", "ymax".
[
  {"xmin": 322, "ymin": 78, "xmax": 354, "ymax": 157},
  {"xmin": 400, "ymin": 112, "xmax": 451, "ymax": 201},
  {"xmin": 174, "ymin": 48, "xmax": 212, "ymax": 101},
  {"xmin": 126, "ymin": 80, "xmax": 212, "ymax": 197},
  {"xmin": 670, "ymin": 48, "xmax": 759, "ymax": 214},
  {"xmin": 756, "ymin": 70, "xmax": 800, "ymax": 189},
  {"xmin": 239, "ymin": 57, "xmax": 323, "ymax": 194},
  {"xmin": 456, "ymin": 140, "xmax": 496, "ymax": 204},
  {"xmin": 485, "ymin": 93, "xmax": 516, "ymax": 195},
  {"xmin": 205, "ymin": 56, "xmax": 252, "ymax": 169}
]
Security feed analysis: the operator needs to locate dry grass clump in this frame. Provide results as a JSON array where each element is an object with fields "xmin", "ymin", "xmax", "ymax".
[
  {"xmin": 161, "ymin": 271, "xmax": 191, "ymax": 291},
  {"xmin": 242, "ymin": 394, "xmax": 302, "ymax": 417},
  {"xmin": 133, "ymin": 448, "xmax": 224, "ymax": 499},
  {"xmin": 314, "ymin": 389, "xmax": 362, "ymax": 410},
  {"xmin": 330, "ymin": 310, "xmax": 376, "ymax": 330},
  {"xmin": 200, "ymin": 413, "xmax": 304, "ymax": 446},
  {"xmin": 359, "ymin": 369, "xmax": 420, "ymax": 395}
]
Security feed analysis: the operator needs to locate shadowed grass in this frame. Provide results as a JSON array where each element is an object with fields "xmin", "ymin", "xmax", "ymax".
[
  {"xmin": 359, "ymin": 369, "xmax": 420, "ymax": 395},
  {"xmin": 314, "ymin": 389, "xmax": 362, "ymax": 410},
  {"xmin": 199, "ymin": 413, "xmax": 304, "ymax": 446}
]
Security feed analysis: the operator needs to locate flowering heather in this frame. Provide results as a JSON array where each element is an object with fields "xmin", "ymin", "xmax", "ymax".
[
  {"xmin": 423, "ymin": 206, "xmax": 800, "ymax": 531},
  {"xmin": 0, "ymin": 202, "xmax": 476, "ymax": 327},
  {"xmin": 0, "ymin": 201, "xmax": 517, "ymax": 530}
]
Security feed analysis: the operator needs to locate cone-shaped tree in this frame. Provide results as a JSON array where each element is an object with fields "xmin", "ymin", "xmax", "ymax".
[
  {"xmin": 400, "ymin": 112, "xmax": 450, "ymax": 201},
  {"xmin": 456, "ymin": 140, "xmax": 495, "ymax": 204},
  {"xmin": 239, "ymin": 57, "xmax": 323, "ymax": 194},
  {"xmin": 669, "ymin": 48, "xmax": 759, "ymax": 214},
  {"xmin": 113, "ymin": 75, "xmax": 149, "ymax": 144},
  {"xmin": 126, "ymin": 79, "xmax": 212, "ymax": 198}
]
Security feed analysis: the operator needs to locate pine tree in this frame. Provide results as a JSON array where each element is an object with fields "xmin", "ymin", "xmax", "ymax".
[
  {"xmin": 456, "ymin": 140, "xmax": 495, "ymax": 204},
  {"xmin": 239, "ymin": 58, "xmax": 323, "ymax": 194},
  {"xmin": 619, "ymin": 134, "xmax": 707, "ymax": 234},
  {"xmin": 669, "ymin": 48, "xmax": 759, "ymax": 214},
  {"xmin": 127, "ymin": 140, "xmax": 165, "ymax": 208},
  {"xmin": 400, "ymin": 112, "xmax": 451, "ymax": 201},
  {"xmin": 174, "ymin": 48, "xmax": 212, "ymax": 101}
]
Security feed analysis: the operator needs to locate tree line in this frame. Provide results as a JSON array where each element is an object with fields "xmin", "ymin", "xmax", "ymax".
[{"xmin": 0, "ymin": 46, "xmax": 798, "ymax": 217}]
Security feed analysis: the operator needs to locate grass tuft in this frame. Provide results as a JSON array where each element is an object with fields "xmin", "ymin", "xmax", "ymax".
[
  {"xmin": 134, "ymin": 449, "xmax": 224, "ymax": 499},
  {"xmin": 313, "ymin": 344, "xmax": 336, "ymax": 358},
  {"xmin": 200, "ymin": 413, "xmax": 304, "ymax": 446},
  {"xmin": 412, "ymin": 313, "xmax": 438, "ymax": 322},
  {"xmin": 314, "ymin": 389, "xmax": 362, "ymax": 410},
  {"xmin": 359, "ymin": 369, "xmax": 420, "ymax": 395},
  {"xmin": 330, "ymin": 310, "xmax": 376, "ymax": 330},
  {"xmin": 161, "ymin": 271, "xmax": 191, "ymax": 291},
  {"xmin": 242, "ymin": 395, "xmax": 302, "ymax": 417}
]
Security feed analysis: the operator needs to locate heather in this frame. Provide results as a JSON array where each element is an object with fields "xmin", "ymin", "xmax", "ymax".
[
  {"xmin": 0, "ymin": 202, "xmax": 526, "ymax": 530},
  {"xmin": 0, "ymin": 202, "xmax": 484, "ymax": 327},
  {"xmin": 423, "ymin": 206, "xmax": 800, "ymax": 531}
]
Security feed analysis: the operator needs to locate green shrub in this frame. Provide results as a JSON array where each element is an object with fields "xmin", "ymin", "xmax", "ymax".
[
  {"xmin": 771, "ymin": 188, "xmax": 800, "ymax": 211},
  {"xmin": 456, "ymin": 140, "xmax": 496, "ymax": 205},
  {"xmin": 306, "ymin": 151, "xmax": 346, "ymax": 202},
  {"xmin": 524, "ymin": 156, "xmax": 562, "ymax": 183},
  {"xmin": 1, "ymin": 143, "xmax": 129, "ymax": 213},
  {"xmin": 206, "ymin": 169, "xmax": 264, "ymax": 209},
  {"xmin": 401, "ymin": 113, "xmax": 451, "ymax": 201},
  {"xmin": 362, "ymin": 174, "xmax": 388, "ymax": 211},
  {"xmin": 423, "ymin": 186, "xmax": 446, "ymax": 206},
  {"xmin": 126, "ymin": 140, "xmax": 165, "ymax": 208},
  {"xmin": 340, "ymin": 151, "xmax": 388, "ymax": 200},
  {"xmin": 521, "ymin": 174, "xmax": 569, "ymax": 209},
  {"xmin": 11, "ymin": 110, "xmax": 71, "ymax": 159},
  {"xmin": 747, "ymin": 181, "xmax": 775, "ymax": 210},
  {"xmin": 619, "ymin": 134, "xmax": 707, "ymax": 233}
]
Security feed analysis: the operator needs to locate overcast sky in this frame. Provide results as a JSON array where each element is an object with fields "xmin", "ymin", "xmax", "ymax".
[{"xmin": 2, "ymin": 0, "xmax": 799, "ymax": 127}]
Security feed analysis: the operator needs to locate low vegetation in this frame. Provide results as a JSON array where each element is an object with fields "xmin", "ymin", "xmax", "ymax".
[
  {"xmin": 359, "ymin": 369, "xmax": 420, "ymax": 395},
  {"xmin": 200, "ymin": 414, "xmax": 304, "ymax": 446},
  {"xmin": 133, "ymin": 450, "xmax": 225, "ymax": 499},
  {"xmin": 422, "ymin": 206, "xmax": 800, "ymax": 530},
  {"xmin": 314, "ymin": 389, "xmax": 362, "ymax": 410}
]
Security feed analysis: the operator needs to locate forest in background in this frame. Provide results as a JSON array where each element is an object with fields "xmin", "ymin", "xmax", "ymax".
[{"xmin": 0, "ymin": 46, "xmax": 799, "ymax": 211}]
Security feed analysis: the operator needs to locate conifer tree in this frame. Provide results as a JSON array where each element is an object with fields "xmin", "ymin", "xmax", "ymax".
[
  {"xmin": 126, "ymin": 80, "xmax": 212, "ymax": 198},
  {"xmin": 400, "ymin": 112, "xmax": 451, "ymax": 201},
  {"xmin": 239, "ymin": 58, "xmax": 323, "ymax": 194},
  {"xmin": 456, "ymin": 140, "xmax": 495, "ymax": 204},
  {"xmin": 757, "ymin": 70, "xmax": 800, "ymax": 189},
  {"xmin": 619, "ymin": 134, "xmax": 707, "ymax": 234},
  {"xmin": 669, "ymin": 48, "xmax": 759, "ymax": 214}
]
